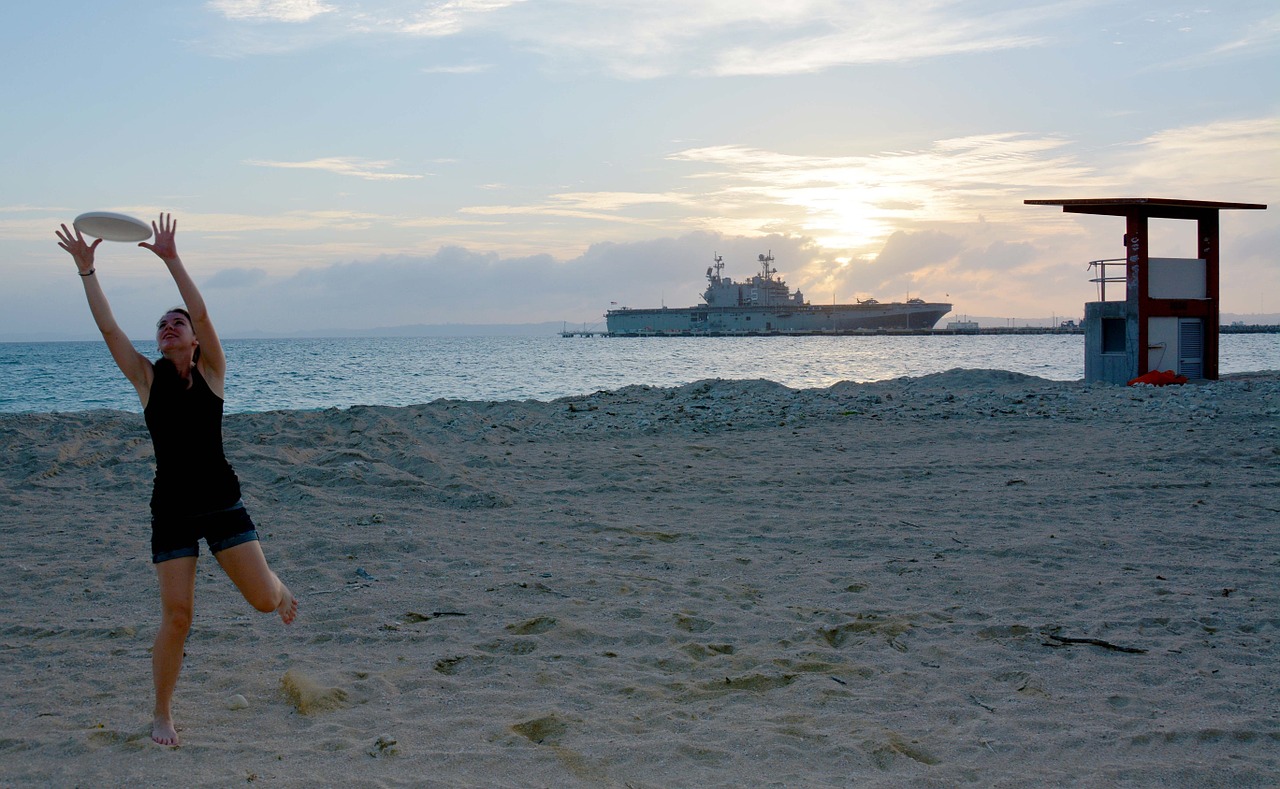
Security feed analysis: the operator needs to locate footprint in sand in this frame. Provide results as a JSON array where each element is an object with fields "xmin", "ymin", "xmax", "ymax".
[
  {"xmin": 511, "ymin": 714, "xmax": 568, "ymax": 745},
  {"xmin": 854, "ymin": 725, "xmax": 940, "ymax": 768},
  {"xmin": 280, "ymin": 670, "xmax": 348, "ymax": 715},
  {"xmin": 674, "ymin": 613, "xmax": 714, "ymax": 633},
  {"xmin": 505, "ymin": 616, "xmax": 558, "ymax": 635}
]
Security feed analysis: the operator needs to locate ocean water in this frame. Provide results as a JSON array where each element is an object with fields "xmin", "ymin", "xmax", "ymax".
[{"xmin": 1, "ymin": 333, "xmax": 1276, "ymax": 414}]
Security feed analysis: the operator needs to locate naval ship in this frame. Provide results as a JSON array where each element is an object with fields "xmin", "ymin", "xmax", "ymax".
[{"xmin": 605, "ymin": 252, "xmax": 952, "ymax": 336}]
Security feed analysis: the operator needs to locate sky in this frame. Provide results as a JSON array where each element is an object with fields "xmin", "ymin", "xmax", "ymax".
[{"xmin": 1, "ymin": 0, "xmax": 1277, "ymax": 340}]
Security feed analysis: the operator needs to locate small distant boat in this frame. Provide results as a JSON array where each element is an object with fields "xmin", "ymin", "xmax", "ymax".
[{"xmin": 605, "ymin": 252, "xmax": 952, "ymax": 335}]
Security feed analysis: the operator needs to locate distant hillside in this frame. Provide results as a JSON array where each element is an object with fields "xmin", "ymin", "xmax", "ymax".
[
  {"xmin": 951, "ymin": 313, "xmax": 1280, "ymax": 329},
  {"xmin": 1, "ymin": 321, "xmax": 587, "ymax": 342},
  {"xmin": 6, "ymin": 314, "xmax": 1275, "ymax": 343},
  {"xmin": 228, "ymin": 321, "xmax": 578, "ymax": 339}
]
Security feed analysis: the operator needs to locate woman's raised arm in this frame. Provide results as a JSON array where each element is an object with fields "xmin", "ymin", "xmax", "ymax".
[
  {"xmin": 56, "ymin": 224, "xmax": 153, "ymax": 399},
  {"xmin": 139, "ymin": 213, "xmax": 227, "ymax": 383}
]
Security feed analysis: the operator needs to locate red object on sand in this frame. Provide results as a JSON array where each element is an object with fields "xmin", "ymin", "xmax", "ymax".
[{"xmin": 1127, "ymin": 370, "xmax": 1189, "ymax": 386}]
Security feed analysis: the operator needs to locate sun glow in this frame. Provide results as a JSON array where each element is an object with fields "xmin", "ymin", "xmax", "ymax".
[{"xmin": 669, "ymin": 133, "xmax": 1104, "ymax": 259}]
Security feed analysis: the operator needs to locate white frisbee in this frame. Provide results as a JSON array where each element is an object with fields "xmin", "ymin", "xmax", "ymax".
[{"xmin": 73, "ymin": 211, "xmax": 153, "ymax": 243}]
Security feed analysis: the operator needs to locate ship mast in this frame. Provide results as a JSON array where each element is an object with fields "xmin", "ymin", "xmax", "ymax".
[{"xmin": 758, "ymin": 250, "xmax": 775, "ymax": 281}]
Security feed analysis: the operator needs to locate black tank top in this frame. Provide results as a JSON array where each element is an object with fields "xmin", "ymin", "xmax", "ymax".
[{"xmin": 143, "ymin": 362, "xmax": 242, "ymax": 516}]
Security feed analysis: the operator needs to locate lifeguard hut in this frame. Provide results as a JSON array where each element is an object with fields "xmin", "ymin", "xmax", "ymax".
[{"xmin": 1025, "ymin": 198, "xmax": 1267, "ymax": 384}]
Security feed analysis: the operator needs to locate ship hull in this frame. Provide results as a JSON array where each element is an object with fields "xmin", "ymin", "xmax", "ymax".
[{"xmin": 605, "ymin": 303, "xmax": 952, "ymax": 335}]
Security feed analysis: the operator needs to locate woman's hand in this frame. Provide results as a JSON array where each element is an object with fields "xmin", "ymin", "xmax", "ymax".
[
  {"xmin": 138, "ymin": 212, "xmax": 178, "ymax": 261},
  {"xmin": 55, "ymin": 224, "xmax": 102, "ymax": 275}
]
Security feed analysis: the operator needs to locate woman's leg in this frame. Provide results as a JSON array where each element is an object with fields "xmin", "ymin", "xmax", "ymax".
[
  {"xmin": 214, "ymin": 540, "xmax": 298, "ymax": 624},
  {"xmin": 153, "ymin": 557, "xmax": 197, "ymax": 746}
]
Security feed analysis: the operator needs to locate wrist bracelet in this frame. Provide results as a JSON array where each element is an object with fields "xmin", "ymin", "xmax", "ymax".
[{"xmin": 79, "ymin": 269, "xmax": 95, "ymax": 277}]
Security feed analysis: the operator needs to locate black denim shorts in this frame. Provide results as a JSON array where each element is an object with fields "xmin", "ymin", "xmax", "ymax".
[{"xmin": 151, "ymin": 501, "xmax": 259, "ymax": 564}]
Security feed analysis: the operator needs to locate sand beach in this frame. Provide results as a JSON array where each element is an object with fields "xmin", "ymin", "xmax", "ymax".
[{"xmin": 1, "ymin": 369, "xmax": 1277, "ymax": 787}]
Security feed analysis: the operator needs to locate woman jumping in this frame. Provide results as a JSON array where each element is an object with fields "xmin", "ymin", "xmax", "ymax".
[{"xmin": 56, "ymin": 213, "xmax": 298, "ymax": 746}]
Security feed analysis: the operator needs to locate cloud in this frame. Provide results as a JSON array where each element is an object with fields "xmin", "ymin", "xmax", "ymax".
[
  {"xmin": 190, "ymin": 226, "xmax": 1011, "ymax": 336},
  {"xmin": 459, "ymin": 191, "xmax": 699, "ymax": 226},
  {"xmin": 874, "ymin": 230, "xmax": 965, "ymax": 277},
  {"xmin": 706, "ymin": 7, "xmax": 1048, "ymax": 76},
  {"xmin": 955, "ymin": 239, "xmax": 1037, "ymax": 274},
  {"xmin": 246, "ymin": 157, "xmax": 424, "ymax": 181},
  {"xmin": 1150, "ymin": 11, "xmax": 1280, "ymax": 70},
  {"xmin": 17, "ymin": 113, "xmax": 1270, "ymax": 335},
  {"xmin": 1204, "ymin": 12, "xmax": 1280, "ymax": 59},
  {"xmin": 199, "ymin": 1, "xmax": 1278, "ymax": 86},
  {"xmin": 421, "ymin": 63, "xmax": 494, "ymax": 74},
  {"xmin": 0, "ymin": 216, "xmax": 73, "ymax": 242},
  {"xmin": 1120, "ymin": 117, "xmax": 1280, "ymax": 197},
  {"xmin": 547, "ymin": 192, "xmax": 698, "ymax": 211},
  {"xmin": 175, "ymin": 231, "xmax": 821, "ymax": 333},
  {"xmin": 165, "ymin": 209, "xmax": 386, "ymax": 234},
  {"xmin": 667, "ymin": 133, "xmax": 1109, "ymax": 254},
  {"xmin": 200, "ymin": 1, "xmax": 1107, "ymax": 76},
  {"xmin": 205, "ymin": 267, "xmax": 268, "ymax": 288},
  {"xmin": 653, "ymin": 114, "xmax": 1273, "ymax": 275},
  {"xmin": 208, "ymin": 0, "xmax": 335, "ymax": 23},
  {"xmin": 499, "ymin": 1, "xmax": 1073, "ymax": 79},
  {"xmin": 391, "ymin": 0, "xmax": 527, "ymax": 37}
]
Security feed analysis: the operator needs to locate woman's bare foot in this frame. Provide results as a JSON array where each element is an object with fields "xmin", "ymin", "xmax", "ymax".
[
  {"xmin": 277, "ymin": 586, "xmax": 298, "ymax": 625},
  {"xmin": 152, "ymin": 715, "xmax": 179, "ymax": 746}
]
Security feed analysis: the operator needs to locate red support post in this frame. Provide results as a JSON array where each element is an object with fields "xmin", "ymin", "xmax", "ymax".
[
  {"xmin": 1127, "ymin": 213, "xmax": 1149, "ymax": 374},
  {"xmin": 1200, "ymin": 212, "xmax": 1220, "ymax": 379}
]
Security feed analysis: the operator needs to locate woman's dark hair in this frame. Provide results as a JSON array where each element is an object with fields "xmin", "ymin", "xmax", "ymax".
[{"xmin": 155, "ymin": 307, "xmax": 201, "ymax": 364}]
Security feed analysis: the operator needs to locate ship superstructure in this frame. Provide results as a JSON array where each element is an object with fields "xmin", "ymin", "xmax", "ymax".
[{"xmin": 605, "ymin": 252, "xmax": 952, "ymax": 335}]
